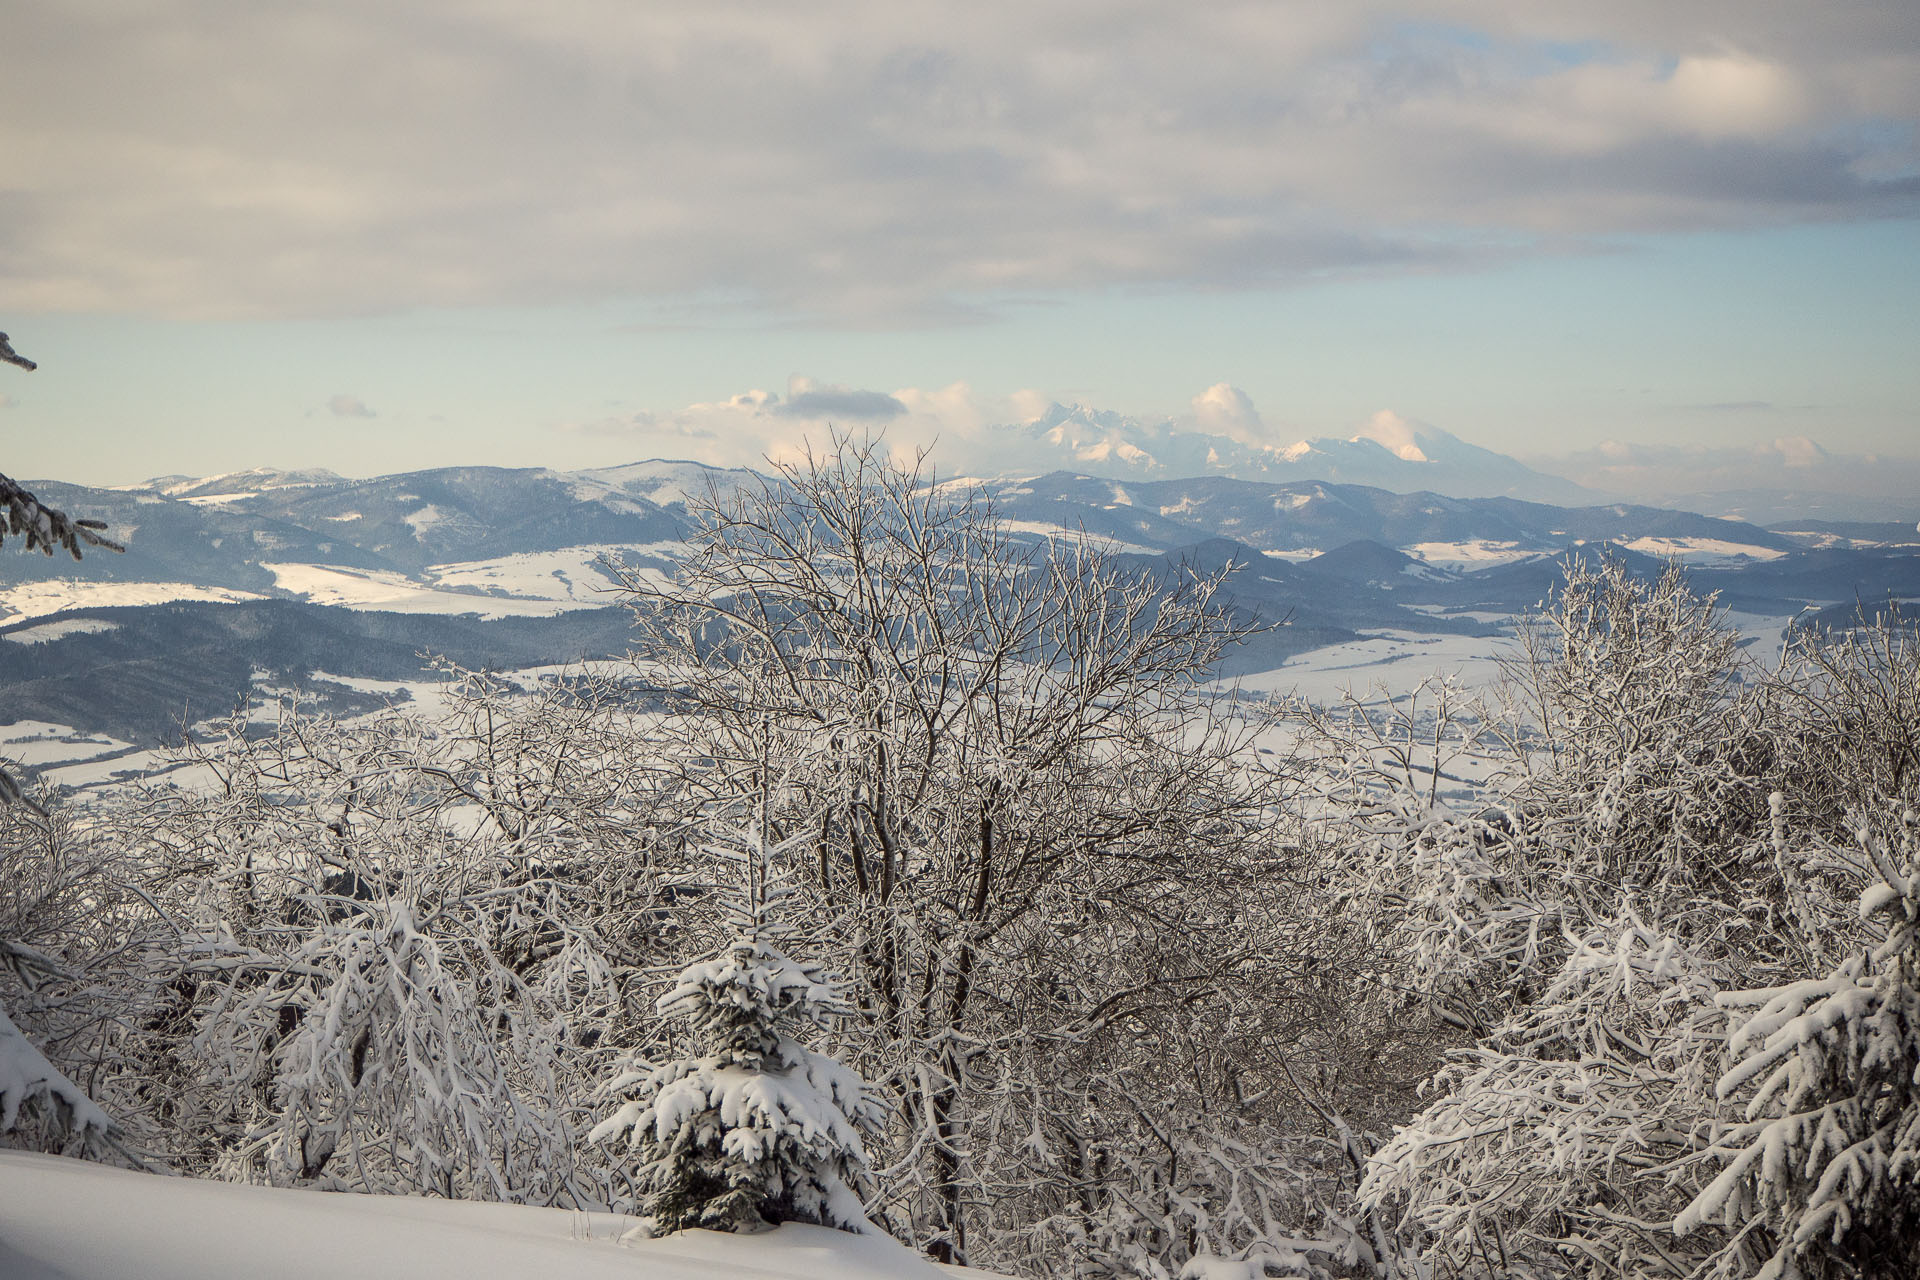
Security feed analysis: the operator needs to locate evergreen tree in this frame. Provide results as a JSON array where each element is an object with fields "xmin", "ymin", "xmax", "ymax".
[{"xmin": 592, "ymin": 815, "xmax": 882, "ymax": 1234}]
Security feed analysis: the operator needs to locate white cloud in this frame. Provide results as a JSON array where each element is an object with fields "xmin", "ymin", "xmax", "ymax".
[
  {"xmin": 327, "ymin": 394, "xmax": 376, "ymax": 418},
  {"xmin": 1190, "ymin": 383, "xmax": 1265, "ymax": 444},
  {"xmin": 1535, "ymin": 434, "xmax": 1920, "ymax": 502},
  {"xmin": 1667, "ymin": 55, "xmax": 1808, "ymax": 139},
  {"xmin": 2, "ymin": 3, "xmax": 1914, "ymax": 321},
  {"xmin": 1352, "ymin": 409, "xmax": 1430, "ymax": 462},
  {"xmin": 1008, "ymin": 390, "xmax": 1054, "ymax": 424},
  {"xmin": 774, "ymin": 376, "xmax": 908, "ymax": 421},
  {"xmin": 555, "ymin": 377, "xmax": 1005, "ymax": 470}
]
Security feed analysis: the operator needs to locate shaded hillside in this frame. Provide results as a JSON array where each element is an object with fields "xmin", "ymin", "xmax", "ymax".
[{"xmin": 0, "ymin": 602, "xmax": 638, "ymax": 745}]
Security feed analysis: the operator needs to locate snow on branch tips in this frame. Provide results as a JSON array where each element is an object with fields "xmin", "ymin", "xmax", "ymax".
[
  {"xmin": 592, "ymin": 812, "xmax": 883, "ymax": 1236},
  {"xmin": 1675, "ymin": 812, "xmax": 1920, "ymax": 1280},
  {"xmin": 0, "ymin": 942, "xmax": 123, "ymax": 1156}
]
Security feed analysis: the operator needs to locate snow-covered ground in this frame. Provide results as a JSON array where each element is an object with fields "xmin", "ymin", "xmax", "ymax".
[
  {"xmin": 260, "ymin": 563, "xmax": 577, "ymax": 617},
  {"xmin": 0, "ymin": 618, "xmax": 123, "ymax": 645},
  {"xmin": 1245, "ymin": 605, "xmax": 1811, "ymax": 707},
  {"xmin": 1238, "ymin": 629, "xmax": 1515, "ymax": 704},
  {"xmin": 0, "ymin": 1149, "xmax": 970, "ymax": 1280},
  {"xmin": 1405, "ymin": 540, "xmax": 1537, "ymax": 571},
  {"xmin": 424, "ymin": 545, "xmax": 639, "ymax": 607},
  {"xmin": 0, "ymin": 721, "xmax": 137, "ymax": 770},
  {"xmin": 1617, "ymin": 535, "xmax": 1787, "ymax": 565},
  {"xmin": 0, "ymin": 581, "xmax": 266, "ymax": 623},
  {"xmin": 993, "ymin": 520, "xmax": 1162, "ymax": 555}
]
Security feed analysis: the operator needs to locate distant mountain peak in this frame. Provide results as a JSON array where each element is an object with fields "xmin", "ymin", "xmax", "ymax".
[
  {"xmin": 1350, "ymin": 410, "xmax": 1435, "ymax": 462},
  {"xmin": 993, "ymin": 405, "xmax": 1595, "ymax": 505},
  {"xmin": 148, "ymin": 467, "xmax": 349, "ymax": 500}
]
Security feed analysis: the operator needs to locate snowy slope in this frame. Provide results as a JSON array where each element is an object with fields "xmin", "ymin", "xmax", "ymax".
[{"xmin": 0, "ymin": 1149, "xmax": 970, "ymax": 1280}]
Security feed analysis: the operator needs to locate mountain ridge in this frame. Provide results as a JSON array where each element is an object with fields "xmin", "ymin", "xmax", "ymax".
[
  {"xmin": 3, "ymin": 457, "xmax": 1917, "ymax": 752},
  {"xmin": 986, "ymin": 403, "xmax": 1601, "ymax": 505}
]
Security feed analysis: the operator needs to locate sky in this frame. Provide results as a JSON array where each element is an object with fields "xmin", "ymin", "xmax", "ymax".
[{"xmin": 2, "ymin": 0, "xmax": 1917, "ymax": 493}]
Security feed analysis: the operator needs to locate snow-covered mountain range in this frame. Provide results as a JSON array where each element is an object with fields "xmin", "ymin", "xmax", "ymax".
[
  {"xmin": 983, "ymin": 404, "xmax": 1599, "ymax": 505},
  {"xmin": 0, "ymin": 457, "xmax": 1819, "ymax": 626},
  {"xmin": 2, "ymin": 456, "xmax": 1916, "ymax": 748}
]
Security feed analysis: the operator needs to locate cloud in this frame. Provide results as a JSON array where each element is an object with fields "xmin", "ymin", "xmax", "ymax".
[
  {"xmin": 553, "ymin": 377, "xmax": 1006, "ymax": 470},
  {"xmin": 1008, "ymin": 390, "xmax": 1054, "ymax": 424},
  {"xmin": 3, "ymin": 3, "xmax": 1915, "ymax": 321},
  {"xmin": 327, "ymin": 394, "xmax": 376, "ymax": 418},
  {"xmin": 1191, "ymin": 384, "xmax": 1265, "ymax": 444},
  {"xmin": 774, "ymin": 381, "xmax": 909, "ymax": 421},
  {"xmin": 1352, "ymin": 409, "xmax": 1431, "ymax": 461},
  {"xmin": 1529, "ymin": 434, "xmax": 1920, "ymax": 502},
  {"xmin": 0, "ymin": 394, "xmax": 15, "ymax": 410}
]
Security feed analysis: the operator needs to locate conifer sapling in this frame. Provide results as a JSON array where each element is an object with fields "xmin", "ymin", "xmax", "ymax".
[{"xmin": 591, "ymin": 815, "xmax": 882, "ymax": 1234}]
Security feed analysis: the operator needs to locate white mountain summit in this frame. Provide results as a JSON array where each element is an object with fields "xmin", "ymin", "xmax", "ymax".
[{"xmin": 994, "ymin": 404, "xmax": 1596, "ymax": 504}]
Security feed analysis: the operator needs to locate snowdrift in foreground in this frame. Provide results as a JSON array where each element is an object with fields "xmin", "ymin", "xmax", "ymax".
[{"xmin": 0, "ymin": 1150, "xmax": 966, "ymax": 1280}]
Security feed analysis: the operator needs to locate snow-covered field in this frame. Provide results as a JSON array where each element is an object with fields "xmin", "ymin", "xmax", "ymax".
[
  {"xmin": 0, "ymin": 1150, "xmax": 970, "ymax": 1280},
  {"xmin": 260, "ymin": 563, "xmax": 574, "ymax": 617},
  {"xmin": 0, "ymin": 721, "xmax": 137, "ymax": 770},
  {"xmin": 1239, "ymin": 628, "xmax": 1515, "ymax": 704},
  {"xmin": 0, "ymin": 581, "xmax": 266, "ymax": 623},
  {"xmin": 993, "ymin": 520, "xmax": 1162, "ymax": 555},
  {"xmin": 425, "ymin": 544, "xmax": 644, "ymax": 606},
  {"xmin": 1617, "ymin": 535, "xmax": 1787, "ymax": 565},
  {"xmin": 0, "ymin": 618, "xmax": 123, "ymax": 645},
  {"xmin": 1405, "ymin": 540, "xmax": 1536, "ymax": 571},
  {"xmin": 0, "ymin": 547, "xmax": 678, "ymax": 624}
]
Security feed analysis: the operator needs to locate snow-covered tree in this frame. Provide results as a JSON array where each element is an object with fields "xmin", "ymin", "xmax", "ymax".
[
  {"xmin": 1322, "ymin": 557, "xmax": 1797, "ymax": 1275},
  {"xmin": 2, "ymin": 379, "xmax": 131, "ymax": 1159},
  {"xmin": 0, "ymin": 939, "xmax": 121, "ymax": 1155},
  {"xmin": 593, "ymin": 814, "xmax": 881, "ymax": 1234},
  {"xmin": 128, "ymin": 689, "xmax": 657, "ymax": 1200},
  {"xmin": 1677, "ymin": 813, "xmax": 1920, "ymax": 1280},
  {"xmin": 1331, "ymin": 571, "xmax": 1920, "ymax": 1279},
  {"xmin": 1360, "ymin": 915, "xmax": 1731, "ymax": 1279},
  {"xmin": 610, "ymin": 433, "xmax": 1280, "ymax": 1262}
]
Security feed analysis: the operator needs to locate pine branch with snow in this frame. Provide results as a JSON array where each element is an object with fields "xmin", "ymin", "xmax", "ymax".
[{"xmin": 0, "ymin": 1000, "xmax": 120, "ymax": 1151}]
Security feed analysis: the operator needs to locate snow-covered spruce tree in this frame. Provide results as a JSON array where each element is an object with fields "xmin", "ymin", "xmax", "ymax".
[
  {"xmin": 593, "ymin": 814, "xmax": 882, "ymax": 1234},
  {"xmin": 0, "ymin": 799, "xmax": 165, "ymax": 1167},
  {"xmin": 3, "ymin": 338, "xmax": 125, "ymax": 806},
  {"xmin": 2, "ymin": 330, "xmax": 126, "ymax": 569},
  {"xmin": 1676, "ymin": 812, "xmax": 1920, "ymax": 1280}
]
